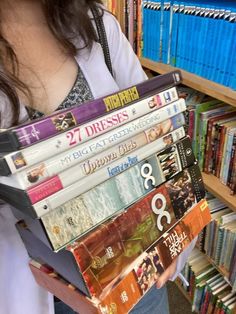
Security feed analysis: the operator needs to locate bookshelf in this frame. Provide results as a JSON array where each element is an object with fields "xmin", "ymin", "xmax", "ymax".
[
  {"xmin": 140, "ymin": 58, "xmax": 236, "ymax": 213},
  {"xmin": 140, "ymin": 58, "xmax": 236, "ymax": 108}
]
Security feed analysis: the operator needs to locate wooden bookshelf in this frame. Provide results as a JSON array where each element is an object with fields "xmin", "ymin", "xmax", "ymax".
[
  {"xmin": 140, "ymin": 58, "xmax": 236, "ymax": 212},
  {"xmin": 205, "ymin": 256, "xmax": 231, "ymax": 286},
  {"xmin": 202, "ymin": 173, "xmax": 236, "ymax": 212},
  {"xmin": 140, "ymin": 58, "xmax": 236, "ymax": 108},
  {"xmin": 174, "ymin": 281, "xmax": 193, "ymax": 305}
]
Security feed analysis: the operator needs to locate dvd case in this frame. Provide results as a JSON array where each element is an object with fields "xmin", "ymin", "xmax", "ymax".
[
  {"xmin": 5, "ymin": 124, "xmax": 184, "ymax": 202},
  {"xmin": 0, "ymin": 71, "xmax": 182, "ymax": 152},
  {"xmin": 0, "ymin": 97, "xmax": 185, "ymax": 176},
  {"xmin": 0, "ymin": 123, "xmax": 185, "ymax": 191},
  {"xmin": 0, "ymin": 111, "xmax": 187, "ymax": 218},
  {"xmin": 17, "ymin": 199, "xmax": 211, "ymax": 308},
  {"xmin": 21, "ymin": 151, "xmax": 202, "ymax": 251}
]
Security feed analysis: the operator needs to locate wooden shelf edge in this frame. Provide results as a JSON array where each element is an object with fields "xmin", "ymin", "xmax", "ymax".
[
  {"xmin": 205, "ymin": 256, "xmax": 231, "ymax": 284},
  {"xmin": 174, "ymin": 281, "xmax": 193, "ymax": 304},
  {"xmin": 140, "ymin": 58, "xmax": 236, "ymax": 108},
  {"xmin": 202, "ymin": 173, "xmax": 236, "ymax": 212}
]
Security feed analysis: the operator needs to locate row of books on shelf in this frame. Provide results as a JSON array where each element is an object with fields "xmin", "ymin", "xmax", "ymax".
[
  {"xmin": 179, "ymin": 86, "xmax": 236, "ymax": 195},
  {"xmin": 178, "ymin": 247, "xmax": 236, "ymax": 314},
  {"xmin": 197, "ymin": 194, "xmax": 236, "ymax": 291},
  {"xmin": 106, "ymin": 0, "xmax": 236, "ymax": 89},
  {"xmin": 142, "ymin": 1, "xmax": 236, "ymax": 89},
  {"xmin": 0, "ymin": 72, "xmax": 211, "ymax": 313}
]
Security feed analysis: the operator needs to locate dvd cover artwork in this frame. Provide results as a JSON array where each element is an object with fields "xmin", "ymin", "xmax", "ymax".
[
  {"xmin": 0, "ymin": 98, "xmax": 186, "ymax": 176},
  {"xmin": 3, "ymin": 124, "xmax": 184, "ymax": 192},
  {"xmin": 0, "ymin": 72, "xmax": 181, "ymax": 152},
  {"xmin": 24, "ymin": 138, "xmax": 197, "ymax": 250},
  {"xmin": 99, "ymin": 200, "xmax": 211, "ymax": 314}
]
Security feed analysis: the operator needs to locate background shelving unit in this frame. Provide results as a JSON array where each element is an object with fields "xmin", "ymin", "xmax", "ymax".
[
  {"xmin": 140, "ymin": 58, "xmax": 236, "ymax": 108},
  {"xmin": 140, "ymin": 58, "xmax": 236, "ymax": 213}
]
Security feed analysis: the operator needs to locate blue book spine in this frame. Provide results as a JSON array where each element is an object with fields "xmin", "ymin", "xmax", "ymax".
[
  {"xmin": 162, "ymin": 2, "xmax": 171, "ymax": 64},
  {"xmin": 215, "ymin": 10, "xmax": 232, "ymax": 85},
  {"xmin": 203, "ymin": 7, "xmax": 215, "ymax": 79},
  {"xmin": 227, "ymin": 12, "xmax": 236, "ymax": 90},
  {"xmin": 191, "ymin": 6, "xmax": 205, "ymax": 75},
  {"xmin": 209, "ymin": 9, "xmax": 226, "ymax": 82},
  {"xmin": 189, "ymin": 6, "xmax": 201, "ymax": 73},
  {"xmin": 153, "ymin": 1, "xmax": 161, "ymax": 61},
  {"xmin": 224, "ymin": 12, "xmax": 236, "ymax": 87},
  {"xmin": 179, "ymin": 5, "xmax": 190, "ymax": 70},
  {"xmin": 170, "ymin": 2, "xmax": 180, "ymax": 66},
  {"xmin": 184, "ymin": 5, "xmax": 196, "ymax": 72},
  {"xmin": 205, "ymin": 8, "xmax": 218, "ymax": 80},
  {"xmin": 175, "ymin": 3, "xmax": 185, "ymax": 68},
  {"xmin": 142, "ymin": 0, "xmax": 149, "ymax": 58},
  {"xmin": 159, "ymin": 0, "xmax": 165, "ymax": 61},
  {"xmin": 196, "ymin": 6, "xmax": 209, "ymax": 77},
  {"xmin": 146, "ymin": 0, "xmax": 152, "ymax": 60}
]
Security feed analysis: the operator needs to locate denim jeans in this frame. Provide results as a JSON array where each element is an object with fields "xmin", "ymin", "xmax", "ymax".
[{"xmin": 55, "ymin": 285, "xmax": 169, "ymax": 314}]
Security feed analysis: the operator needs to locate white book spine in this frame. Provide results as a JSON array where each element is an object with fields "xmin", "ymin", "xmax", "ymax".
[
  {"xmin": 32, "ymin": 100, "xmax": 186, "ymax": 217},
  {"xmin": 4, "ymin": 87, "xmax": 179, "ymax": 174}
]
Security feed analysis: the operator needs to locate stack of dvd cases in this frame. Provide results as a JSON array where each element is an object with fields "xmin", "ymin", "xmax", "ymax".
[{"xmin": 0, "ymin": 71, "xmax": 211, "ymax": 313}]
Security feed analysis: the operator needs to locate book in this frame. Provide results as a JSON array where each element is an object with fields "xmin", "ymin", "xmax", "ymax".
[
  {"xmin": 0, "ymin": 71, "xmax": 182, "ymax": 152},
  {"xmin": 20, "ymin": 139, "xmax": 200, "ymax": 251},
  {"xmin": 0, "ymin": 97, "xmax": 186, "ymax": 176}
]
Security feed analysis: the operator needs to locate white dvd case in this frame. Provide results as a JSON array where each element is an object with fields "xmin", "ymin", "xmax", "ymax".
[{"xmin": 0, "ymin": 87, "xmax": 179, "ymax": 175}]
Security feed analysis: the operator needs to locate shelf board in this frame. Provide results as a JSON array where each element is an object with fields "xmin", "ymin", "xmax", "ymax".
[
  {"xmin": 140, "ymin": 58, "xmax": 236, "ymax": 108},
  {"xmin": 205, "ymin": 256, "xmax": 231, "ymax": 286},
  {"xmin": 174, "ymin": 280, "xmax": 192, "ymax": 304},
  {"xmin": 202, "ymin": 173, "xmax": 236, "ymax": 212}
]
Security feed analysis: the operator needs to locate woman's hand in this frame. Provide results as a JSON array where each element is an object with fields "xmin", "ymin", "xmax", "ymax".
[{"xmin": 155, "ymin": 259, "xmax": 178, "ymax": 289}]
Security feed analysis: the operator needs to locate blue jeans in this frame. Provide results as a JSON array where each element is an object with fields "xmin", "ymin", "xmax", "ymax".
[
  {"xmin": 130, "ymin": 285, "xmax": 169, "ymax": 314},
  {"xmin": 55, "ymin": 285, "xmax": 169, "ymax": 314}
]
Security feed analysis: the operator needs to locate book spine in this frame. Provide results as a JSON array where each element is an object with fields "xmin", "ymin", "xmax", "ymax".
[
  {"xmin": 13, "ymin": 72, "xmax": 182, "ymax": 148},
  {"xmin": 32, "ymin": 101, "xmax": 186, "ymax": 215},
  {"xmin": 227, "ymin": 134, "xmax": 236, "ymax": 187},
  {"xmin": 3, "ymin": 90, "xmax": 182, "ymax": 175},
  {"xmin": 30, "ymin": 138, "xmax": 198, "ymax": 250},
  {"xmin": 99, "ymin": 199, "xmax": 211, "ymax": 314},
  {"xmin": 27, "ymin": 126, "xmax": 186, "ymax": 203}
]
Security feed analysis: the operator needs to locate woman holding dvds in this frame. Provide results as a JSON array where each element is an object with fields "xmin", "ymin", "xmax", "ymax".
[{"xmin": 0, "ymin": 1, "xmax": 196, "ymax": 313}]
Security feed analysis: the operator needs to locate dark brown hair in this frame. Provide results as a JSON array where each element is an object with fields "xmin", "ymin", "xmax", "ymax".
[{"xmin": 0, "ymin": 0, "xmax": 103, "ymax": 126}]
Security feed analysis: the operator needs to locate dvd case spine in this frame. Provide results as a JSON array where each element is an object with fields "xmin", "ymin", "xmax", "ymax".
[
  {"xmin": 17, "ymin": 198, "xmax": 211, "ymax": 311},
  {"xmin": 0, "ymin": 121, "xmax": 185, "ymax": 190},
  {"xmin": 27, "ymin": 126, "xmax": 185, "ymax": 204},
  {"xmin": 0, "ymin": 96, "xmax": 184, "ymax": 176},
  {"xmin": 0, "ymin": 71, "xmax": 182, "ymax": 152},
  {"xmin": 67, "ymin": 179, "xmax": 204, "ymax": 297},
  {"xmin": 32, "ymin": 103, "xmax": 186, "ymax": 215},
  {"xmin": 23, "ymin": 139, "xmax": 202, "ymax": 250},
  {"xmin": 99, "ymin": 199, "xmax": 211, "ymax": 314}
]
